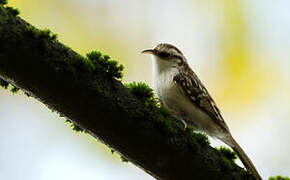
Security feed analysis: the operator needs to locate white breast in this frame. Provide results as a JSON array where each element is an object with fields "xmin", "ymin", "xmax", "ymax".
[
  {"xmin": 151, "ymin": 56, "xmax": 178, "ymax": 107},
  {"xmin": 151, "ymin": 56, "xmax": 224, "ymax": 137},
  {"xmin": 152, "ymin": 55, "xmax": 191, "ymax": 112}
]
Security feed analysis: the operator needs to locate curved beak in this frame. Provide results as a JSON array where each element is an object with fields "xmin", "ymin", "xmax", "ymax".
[{"xmin": 141, "ymin": 49, "xmax": 156, "ymax": 55}]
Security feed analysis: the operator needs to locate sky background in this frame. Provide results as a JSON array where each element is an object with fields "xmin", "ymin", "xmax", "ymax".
[{"xmin": 1, "ymin": 0, "xmax": 290, "ymax": 179}]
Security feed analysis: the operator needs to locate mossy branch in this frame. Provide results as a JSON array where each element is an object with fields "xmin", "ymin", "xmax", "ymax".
[{"xmin": 0, "ymin": 5, "xmax": 257, "ymax": 180}]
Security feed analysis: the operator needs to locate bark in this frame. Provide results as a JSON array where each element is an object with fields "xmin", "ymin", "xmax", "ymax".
[{"xmin": 0, "ymin": 6, "xmax": 255, "ymax": 180}]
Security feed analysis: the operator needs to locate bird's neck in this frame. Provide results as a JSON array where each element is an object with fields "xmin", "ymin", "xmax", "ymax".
[
  {"xmin": 151, "ymin": 56, "xmax": 179, "ymax": 91},
  {"xmin": 151, "ymin": 56, "xmax": 178, "ymax": 75}
]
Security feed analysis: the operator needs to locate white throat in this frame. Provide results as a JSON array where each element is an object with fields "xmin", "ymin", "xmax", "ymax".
[
  {"xmin": 151, "ymin": 55, "xmax": 178, "ymax": 76},
  {"xmin": 151, "ymin": 55, "xmax": 179, "ymax": 100}
]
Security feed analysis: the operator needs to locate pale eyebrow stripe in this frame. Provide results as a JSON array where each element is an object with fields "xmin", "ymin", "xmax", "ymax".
[{"xmin": 172, "ymin": 54, "xmax": 183, "ymax": 60}]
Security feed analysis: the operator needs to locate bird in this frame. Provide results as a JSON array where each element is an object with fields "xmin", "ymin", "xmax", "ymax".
[{"xmin": 142, "ymin": 43, "xmax": 262, "ymax": 180}]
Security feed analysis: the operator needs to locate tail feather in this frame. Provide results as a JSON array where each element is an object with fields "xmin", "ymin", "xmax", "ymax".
[{"xmin": 227, "ymin": 136, "xmax": 262, "ymax": 180}]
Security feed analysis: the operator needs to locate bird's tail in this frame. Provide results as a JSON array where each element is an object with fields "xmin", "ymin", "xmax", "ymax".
[{"xmin": 227, "ymin": 135, "xmax": 262, "ymax": 180}]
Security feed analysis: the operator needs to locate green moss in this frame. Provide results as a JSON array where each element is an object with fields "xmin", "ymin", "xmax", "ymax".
[
  {"xmin": 126, "ymin": 82, "xmax": 178, "ymax": 135},
  {"xmin": 126, "ymin": 82, "xmax": 154, "ymax": 101},
  {"xmin": 24, "ymin": 26, "xmax": 123, "ymax": 81},
  {"xmin": 23, "ymin": 25, "xmax": 59, "ymax": 56},
  {"xmin": 58, "ymin": 44, "xmax": 71, "ymax": 52},
  {"xmin": 126, "ymin": 81, "xmax": 210, "ymax": 147},
  {"xmin": 0, "ymin": 79, "xmax": 20, "ymax": 93},
  {"xmin": 0, "ymin": 78, "xmax": 9, "ymax": 89},
  {"xmin": 126, "ymin": 82, "xmax": 158, "ymax": 107},
  {"xmin": 269, "ymin": 176, "xmax": 290, "ymax": 180},
  {"xmin": 24, "ymin": 25, "xmax": 58, "ymax": 41},
  {"xmin": 154, "ymin": 106, "xmax": 178, "ymax": 135},
  {"xmin": 190, "ymin": 131, "xmax": 210, "ymax": 146},
  {"xmin": 10, "ymin": 85, "xmax": 19, "ymax": 93},
  {"xmin": 216, "ymin": 146, "xmax": 237, "ymax": 162},
  {"xmin": 5, "ymin": 6, "xmax": 20, "ymax": 16},
  {"xmin": 41, "ymin": 29, "xmax": 58, "ymax": 40},
  {"xmin": 0, "ymin": 0, "xmax": 7, "ymax": 6},
  {"xmin": 120, "ymin": 155, "xmax": 129, "ymax": 163},
  {"xmin": 65, "ymin": 119, "xmax": 84, "ymax": 133},
  {"xmin": 71, "ymin": 124, "xmax": 84, "ymax": 132},
  {"xmin": 86, "ymin": 50, "xmax": 124, "ymax": 79}
]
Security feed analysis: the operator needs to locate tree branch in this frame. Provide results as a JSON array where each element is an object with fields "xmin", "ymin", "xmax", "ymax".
[{"xmin": 0, "ymin": 6, "xmax": 255, "ymax": 180}]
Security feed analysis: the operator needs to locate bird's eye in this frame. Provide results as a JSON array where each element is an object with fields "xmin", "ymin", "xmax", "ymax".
[{"xmin": 158, "ymin": 52, "xmax": 171, "ymax": 58}]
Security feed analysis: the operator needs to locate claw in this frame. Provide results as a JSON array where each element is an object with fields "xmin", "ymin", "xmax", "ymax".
[
  {"xmin": 181, "ymin": 119, "xmax": 187, "ymax": 129},
  {"xmin": 171, "ymin": 111, "xmax": 187, "ymax": 129}
]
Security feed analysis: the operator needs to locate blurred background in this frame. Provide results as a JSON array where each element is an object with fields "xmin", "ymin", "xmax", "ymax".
[{"xmin": 1, "ymin": 0, "xmax": 290, "ymax": 179}]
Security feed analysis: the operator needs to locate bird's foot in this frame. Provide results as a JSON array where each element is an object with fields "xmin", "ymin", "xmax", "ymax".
[{"xmin": 171, "ymin": 111, "xmax": 187, "ymax": 129}]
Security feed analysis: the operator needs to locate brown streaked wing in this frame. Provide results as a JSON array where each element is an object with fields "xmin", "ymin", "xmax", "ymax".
[{"xmin": 173, "ymin": 67, "xmax": 228, "ymax": 130}]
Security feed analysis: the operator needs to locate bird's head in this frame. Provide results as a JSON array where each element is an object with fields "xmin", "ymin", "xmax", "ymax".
[{"xmin": 142, "ymin": 43, "xmax": 186, "ymax": 71}]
